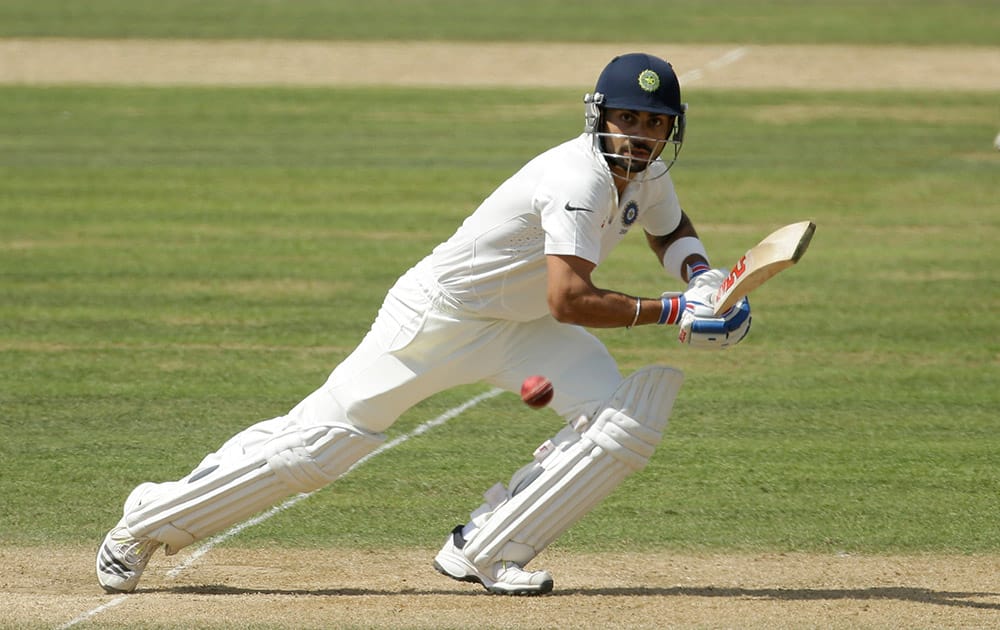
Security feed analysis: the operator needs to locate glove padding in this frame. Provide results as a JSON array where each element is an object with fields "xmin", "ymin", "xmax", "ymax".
[
  {"xmin": 683, "ymin": 268, "xmax": 727, "ymax": 306},
  {"xmin": 678, "ymin": 297, "xmax": 752, "ymax": 349}
]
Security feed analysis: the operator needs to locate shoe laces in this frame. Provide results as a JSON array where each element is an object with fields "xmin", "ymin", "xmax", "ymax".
[
  {"xmin": 113, "ymin": 532, "xmax": 159, "ymax": 567},
  {"xmin": 496, "ymin": 560, "xmax": 527, "ymax": 578}
]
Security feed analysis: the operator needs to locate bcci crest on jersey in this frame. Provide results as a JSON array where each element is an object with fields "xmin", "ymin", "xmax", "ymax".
[{"xmin": 622, "ymin": 200, "xmax": 639, "ymax": 227}]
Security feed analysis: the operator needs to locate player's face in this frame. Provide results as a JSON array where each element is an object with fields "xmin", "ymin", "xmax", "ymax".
[{"xmin": 601, "ymin": 108, "xmax": 673, "ymax": 174}]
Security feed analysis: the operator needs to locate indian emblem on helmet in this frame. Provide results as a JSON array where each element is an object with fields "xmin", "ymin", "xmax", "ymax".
[{"xmin": 638, "ymin": 70, "xmax": 660, "ymax": 93}]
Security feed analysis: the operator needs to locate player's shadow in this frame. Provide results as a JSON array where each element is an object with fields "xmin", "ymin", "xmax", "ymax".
[
  {"xmin": 564, "ymin": 585, "xmax": 1000, "ymax": 611},
  {"xmin": 161, "ymin": 584, "xmax": 1000, "ymax": 611}
]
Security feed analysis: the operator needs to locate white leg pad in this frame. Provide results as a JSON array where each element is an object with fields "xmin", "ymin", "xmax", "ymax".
[
  {"xmin": 125, "ymin": 422, "xmax": 384, "ymax": 553},
  {"xmin": 462, "ymin": 366, "xmax": 683, "ymax": 568}
]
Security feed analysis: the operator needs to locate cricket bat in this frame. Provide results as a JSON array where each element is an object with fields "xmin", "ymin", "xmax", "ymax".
[{"xmin": 712, "ymin": 221, "xmax": 816, "ymax": 316}]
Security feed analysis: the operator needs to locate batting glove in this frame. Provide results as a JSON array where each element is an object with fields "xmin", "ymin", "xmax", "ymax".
[
  {"xmin": 682, "ymin": 268, "xmax": 727, "ymax": 307},
  {"xmin": 677, "ymin": 297, "xmax": 752, "ymax": 349},
  {"xmin": 654, "ymin": 268, "xmax": 729, "ymax": 328}
]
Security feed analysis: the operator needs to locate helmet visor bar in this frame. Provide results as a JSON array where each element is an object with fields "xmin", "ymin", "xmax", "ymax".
[{"xmin": 594, "ymin": 130, "xmax": 683, "ymax": 177}]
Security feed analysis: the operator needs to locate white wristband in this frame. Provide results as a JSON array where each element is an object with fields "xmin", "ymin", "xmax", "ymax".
[{"xmin": 662, "ymin": 236, "xmax": 709, "ymax": 282}]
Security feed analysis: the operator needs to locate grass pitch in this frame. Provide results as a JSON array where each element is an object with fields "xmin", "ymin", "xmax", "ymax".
[
  {"xmin": 2, "ymin": 0, "xmax": 998, "ymax": 45},
  {"xmin": 1, "ymin": 83, "xmax": 996, "ymax": 556}
]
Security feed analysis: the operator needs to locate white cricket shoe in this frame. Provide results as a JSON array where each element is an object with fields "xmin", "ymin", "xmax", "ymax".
[
  {"xmin": 96, "ymin": 483, "xmax": 163, "ymax": 593},
  {"xmin": 433, "ymin": 525, "xmax": 553, "ymax": 595}
]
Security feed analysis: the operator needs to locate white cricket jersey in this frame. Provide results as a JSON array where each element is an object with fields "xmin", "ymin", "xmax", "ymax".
[{"xmin": 422, "ymin": 133, "xmax": 683, "ymax": 321}]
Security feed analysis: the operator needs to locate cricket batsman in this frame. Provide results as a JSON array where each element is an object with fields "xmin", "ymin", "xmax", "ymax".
[{"xmin": 97, "ymin": 52, "xmax": 751, "ymax": 596}]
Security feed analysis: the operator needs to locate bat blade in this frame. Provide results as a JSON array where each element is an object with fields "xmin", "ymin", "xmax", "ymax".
[{"xmin": 712, "ymin": 221, "xmax": 816, "ymax": 316}]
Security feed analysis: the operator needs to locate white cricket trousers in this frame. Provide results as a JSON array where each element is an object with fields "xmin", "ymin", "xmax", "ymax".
[{"xmin": 189, "ymin": 261, "xmax": 622, "ymax": 471}]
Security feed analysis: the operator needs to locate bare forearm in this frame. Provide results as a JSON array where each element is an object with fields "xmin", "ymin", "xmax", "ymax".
[
  {"xmin": 550, "ymin": 287, "xmax": 670, "ymax": 329},
  {"xmin": 547, "ymin": 253, "xmax": 686, "ymax": 329}
]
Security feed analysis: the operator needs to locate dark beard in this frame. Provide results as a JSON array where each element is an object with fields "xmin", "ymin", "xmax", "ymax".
[
  {"xmin": 606, "ymin": 154, "xmax": 649, "ymax": 174},
  {"xmin": 599, "ymin": 135, "xmax": 653, "ymax": 174}
]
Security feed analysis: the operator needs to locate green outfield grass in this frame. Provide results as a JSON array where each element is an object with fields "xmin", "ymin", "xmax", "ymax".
[
  {"xmin": 1, "ymin": 83, "xmax": 996, "ymax": 554},
  {"xmin": 1, "ymin": 0, "xmax": 998, "ymax": 45}
]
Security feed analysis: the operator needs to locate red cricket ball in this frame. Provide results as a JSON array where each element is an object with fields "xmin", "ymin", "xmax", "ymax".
[{"xmin": 520, "ymin": 375, "xmax": 554, "ymax": 409}]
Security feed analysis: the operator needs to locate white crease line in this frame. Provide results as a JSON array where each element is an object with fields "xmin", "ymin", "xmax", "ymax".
[
  {"xmin": 679, "ymin": 46, "xmax": 749, "ymax": 84},
  {"xmin": 59, "ymin": 387, "xmax": 505, "ymax": 628},
  {"xmin": 167, "ymin": 386, "xmax": 505, "ymax": 577},
  {"xmin": 56, "ymin": 597, "xmax": 128, "ymax": 630}
]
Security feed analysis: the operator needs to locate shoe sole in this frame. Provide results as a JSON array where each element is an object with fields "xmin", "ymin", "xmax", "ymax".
[
  {"xmin": 99, "ymin": 583, "xmax": 132, "ymax": 595},
  {"xmin": 433, "ymin": 560, "xmax": 553, "ymax": 596}
]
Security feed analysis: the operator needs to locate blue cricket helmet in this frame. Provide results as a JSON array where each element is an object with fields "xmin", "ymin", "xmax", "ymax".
[
  {"xmin": 594, "ymin": 53, "xmax": 683, "ymax": 117},
  {"xmin": 584, "ymin": 53, "xmax": 687, "ymax": 175}
]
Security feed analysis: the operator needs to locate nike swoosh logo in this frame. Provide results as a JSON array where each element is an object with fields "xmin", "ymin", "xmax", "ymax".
[{"xmin": 564, "ymin": 202, "xmax": 593, "ymax": 213}]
